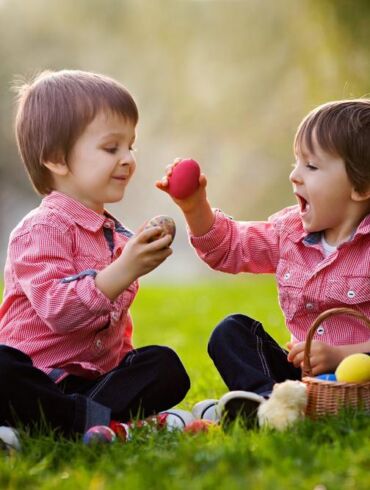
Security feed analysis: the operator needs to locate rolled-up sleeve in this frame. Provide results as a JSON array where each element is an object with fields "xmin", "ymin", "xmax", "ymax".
[{"xmin": 190, "ymin": 209, "xmax": 280, "ymax": 274}]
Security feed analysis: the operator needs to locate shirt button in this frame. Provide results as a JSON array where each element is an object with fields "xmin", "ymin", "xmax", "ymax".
[
  {"xmin": 347, "ymin": 290, "xmax": 355, "ymax": 299},
  {"xmin": 306, "ymin": 303, "xmax": 314, "ymax": 310},
  {"xmin": 114, "ymin": 247, "xmax": 122, "ymax": 258},
  {"xmin": 284, "ymin": 272, "xmax": 291, "ymax": 280},
  {"xmin": 95, "ymin": 339, "xmax": 103, "ymax": 350},
  {"xmin": 317, "ymin": 325, "xmax": 325, "ymax": 335}
]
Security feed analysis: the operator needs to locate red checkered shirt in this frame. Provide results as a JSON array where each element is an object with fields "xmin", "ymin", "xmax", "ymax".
[
  {"xmin": 0, "ymin": 192, "xmax": 138, "ymax": 381},
  {"xmin": 190, "ymin": 207, "xmax": 370, "ymax": 346}
]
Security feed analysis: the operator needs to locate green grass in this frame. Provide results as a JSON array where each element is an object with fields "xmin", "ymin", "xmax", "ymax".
[
  {"xmin": 1, "ymin": 276, "xmax": 369, "ymax": 489},
  {"xmin": 132, "ymin": 275, "xmax": 289, "ymax": 404}
]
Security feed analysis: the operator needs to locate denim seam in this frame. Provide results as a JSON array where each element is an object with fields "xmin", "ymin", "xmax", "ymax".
[
  {"xmin": 254, "ymin": 320, "xmax": 271, "ymax": 378},
  {"xmin": 88, "ymin": 371, "xmax": 116, "ymax": 400},
  {"xmin": 123, "ymin": 349, "xmax": 137, "ymax": 366}
]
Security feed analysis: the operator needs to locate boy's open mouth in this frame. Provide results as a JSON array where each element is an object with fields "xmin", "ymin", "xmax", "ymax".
[{"xmin": 296, "ymin": 194, "xmax": 310, "ymax": 215}]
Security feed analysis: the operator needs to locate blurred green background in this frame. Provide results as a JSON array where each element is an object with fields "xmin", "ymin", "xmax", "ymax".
[{"xmin": 0, "ymin": 0, "xmax": 369, "ymax": 281}]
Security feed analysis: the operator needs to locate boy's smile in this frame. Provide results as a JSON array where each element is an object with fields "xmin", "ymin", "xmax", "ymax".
[
  {"xmin": 290, "ymin": 134, "xmax": 367, "ymax": 246},
  {"xmin": 47, "ymin": 111, "xmax": 137, "ymax": 213}
]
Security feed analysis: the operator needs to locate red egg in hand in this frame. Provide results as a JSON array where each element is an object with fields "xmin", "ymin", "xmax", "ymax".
[{"xmin": 167, "ymin": 159, "xmax": 200, "ymax": 199}]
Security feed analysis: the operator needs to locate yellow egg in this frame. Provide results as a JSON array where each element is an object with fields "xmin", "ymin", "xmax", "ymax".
[{"xmin": 335, "ymin": 353, "xmax": 370, "ymax": 383}]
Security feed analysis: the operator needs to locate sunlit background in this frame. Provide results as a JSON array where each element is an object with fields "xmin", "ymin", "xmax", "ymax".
[{"xmin": 0, "ymin": 0, "xmax": 369, "ymax": 281}]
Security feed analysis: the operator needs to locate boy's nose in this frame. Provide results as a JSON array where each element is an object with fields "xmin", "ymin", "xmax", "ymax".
[
  {"xmin": 119, "ymin": 149, "xmax": 135, "ymax": 166},
  {"xmin": 289, "ymin": 166, "xmax": 301, "ymax": 184}
]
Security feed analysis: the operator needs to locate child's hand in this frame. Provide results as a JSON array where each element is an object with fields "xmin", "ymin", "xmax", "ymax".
[
  {"xmin": 155, "ymin": 158, "xmax": 208, "ymax": 214},
  {"xmin": 95, "ymin": 226, "xmax": 173, "ymax": 301},
  {"xmin": 156, "ymin": 158, "xmax": 215, "ymax": 237},
  {"xmin": 287, "ymin": 340, "xmax": 343, "ymax": 375},
  {"xmin": 119, "ymin": 226, "xmax": 173, "ymax": 281}
]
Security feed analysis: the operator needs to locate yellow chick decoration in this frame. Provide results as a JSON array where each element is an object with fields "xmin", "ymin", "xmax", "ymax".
[{"xmin": 335, "ymin": 353, "xmax": 370, "ymax": 383}]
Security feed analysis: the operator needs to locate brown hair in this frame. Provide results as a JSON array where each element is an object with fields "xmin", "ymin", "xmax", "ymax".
[
  {"xmin": 294, "ymin": 99, "xmax": 370, "ymax": 193},
  {"xmin": 15, "ymin": 70, "xmax": 139, "ymax": 195}
]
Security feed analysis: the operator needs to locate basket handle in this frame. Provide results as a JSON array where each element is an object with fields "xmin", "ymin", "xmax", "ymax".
[{"xmin": 302, "ymin": 307, "xmax": 370, "ymax": 377}]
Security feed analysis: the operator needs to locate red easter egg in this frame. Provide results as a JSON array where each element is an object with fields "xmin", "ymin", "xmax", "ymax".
[
  {"xmin": 184, "ymin": 419, "xmax": 217, "ymax": 434},
  {"xmin": 168, "ymin": 159, "xmax": 200, "ymax": 199}
]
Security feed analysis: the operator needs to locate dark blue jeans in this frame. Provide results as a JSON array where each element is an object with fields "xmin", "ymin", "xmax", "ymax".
[
  {"xmin": 208, "ymin": 314, "xmax": 301, "ymax": 396},
  {"xmin": 0, "ymin": 344, "xmax": 190, "ymax": 436}
]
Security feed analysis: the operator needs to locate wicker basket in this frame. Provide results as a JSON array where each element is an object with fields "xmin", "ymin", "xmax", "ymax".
[{"xmin": 302, "ymin": 307, "xmax": 370, "ymax": 418}]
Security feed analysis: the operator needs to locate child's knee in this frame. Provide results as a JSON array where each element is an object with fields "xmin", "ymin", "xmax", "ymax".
[
  {"xmin": 0, "ymin": 346, "xmax": 31, "ymax": 388},
  {"xmin": 156, "ymin": 346, "xmax": 190, "ymax": 394},
  {"xmin": 0, "ymin": 344, "xmax": 32, "ymax": 365},
  {"xmin": 0, "ymin": 359, "xmax": 12, "ymax": 387},
  {"xmin": 208, "ymin": 314, "xmax": 256, "ymax": 355}
]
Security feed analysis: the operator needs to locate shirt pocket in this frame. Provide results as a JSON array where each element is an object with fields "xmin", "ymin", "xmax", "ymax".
[
  {"xmin": 276, "ymin": 259, "xmax": 310, "ymax": 320},
  {"xmin": 326, "ymin": 276, "xmax": 370, "ymax": 307}
]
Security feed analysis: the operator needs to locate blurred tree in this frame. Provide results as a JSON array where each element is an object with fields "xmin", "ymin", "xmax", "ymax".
[{"xmin": 0, "ymin": 0, "xmax": 369, "ymax": 275}]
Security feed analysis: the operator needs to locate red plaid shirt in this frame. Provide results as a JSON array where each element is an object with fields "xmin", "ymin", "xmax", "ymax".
[
  {"xmin": 0, "ymin": 192, "xmax": 138, "ymax": 381},
  {"xmin": 191, "ymin": 207, "xmax": 370, "ymax": 346}
]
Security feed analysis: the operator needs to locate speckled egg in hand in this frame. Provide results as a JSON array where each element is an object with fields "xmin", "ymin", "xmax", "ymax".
[{"xmin": 145, "ymin": 215, "xmax": 176, "ymax": 243}]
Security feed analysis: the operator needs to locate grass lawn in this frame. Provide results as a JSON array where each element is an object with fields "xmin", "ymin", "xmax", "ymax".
[{"xmin": 0, "ymin": 276, "xmax": 369, "ymax": 489}]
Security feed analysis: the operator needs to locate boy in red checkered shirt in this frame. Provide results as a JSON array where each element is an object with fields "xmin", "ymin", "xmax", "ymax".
[
  {"xmin": 158, "ymin": 99, "xmax": 370, "ymax": 425},
  {"xmin": 0, "ymin": 70, "xmax": 191, "ymax": 442}
]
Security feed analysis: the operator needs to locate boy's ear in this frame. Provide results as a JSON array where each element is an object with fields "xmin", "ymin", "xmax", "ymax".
[
  {"xmin": 42, "ymin": 159, "xmax": 69, "ymax": 176},
  {"xmin": 351, "ymin": 186, "xmax": 370, "ymax": 202}
]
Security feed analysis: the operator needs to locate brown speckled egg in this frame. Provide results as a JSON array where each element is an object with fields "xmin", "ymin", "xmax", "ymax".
[{"xmin": 145, "ymin": 215, "xmax": 176, "ymax": 243}]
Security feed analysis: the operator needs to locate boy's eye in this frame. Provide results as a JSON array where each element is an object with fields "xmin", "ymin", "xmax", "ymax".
[
  {"xmin": 105, "ymin": 147, "xmax": 118, "ymax": 154},
  {"xmin": 129, "ymin": 146, "xmax": 137, "ymax": 152},
  {"xmin": 306, "ymin": 162, "xmax": 318, "ymax": 170}
]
